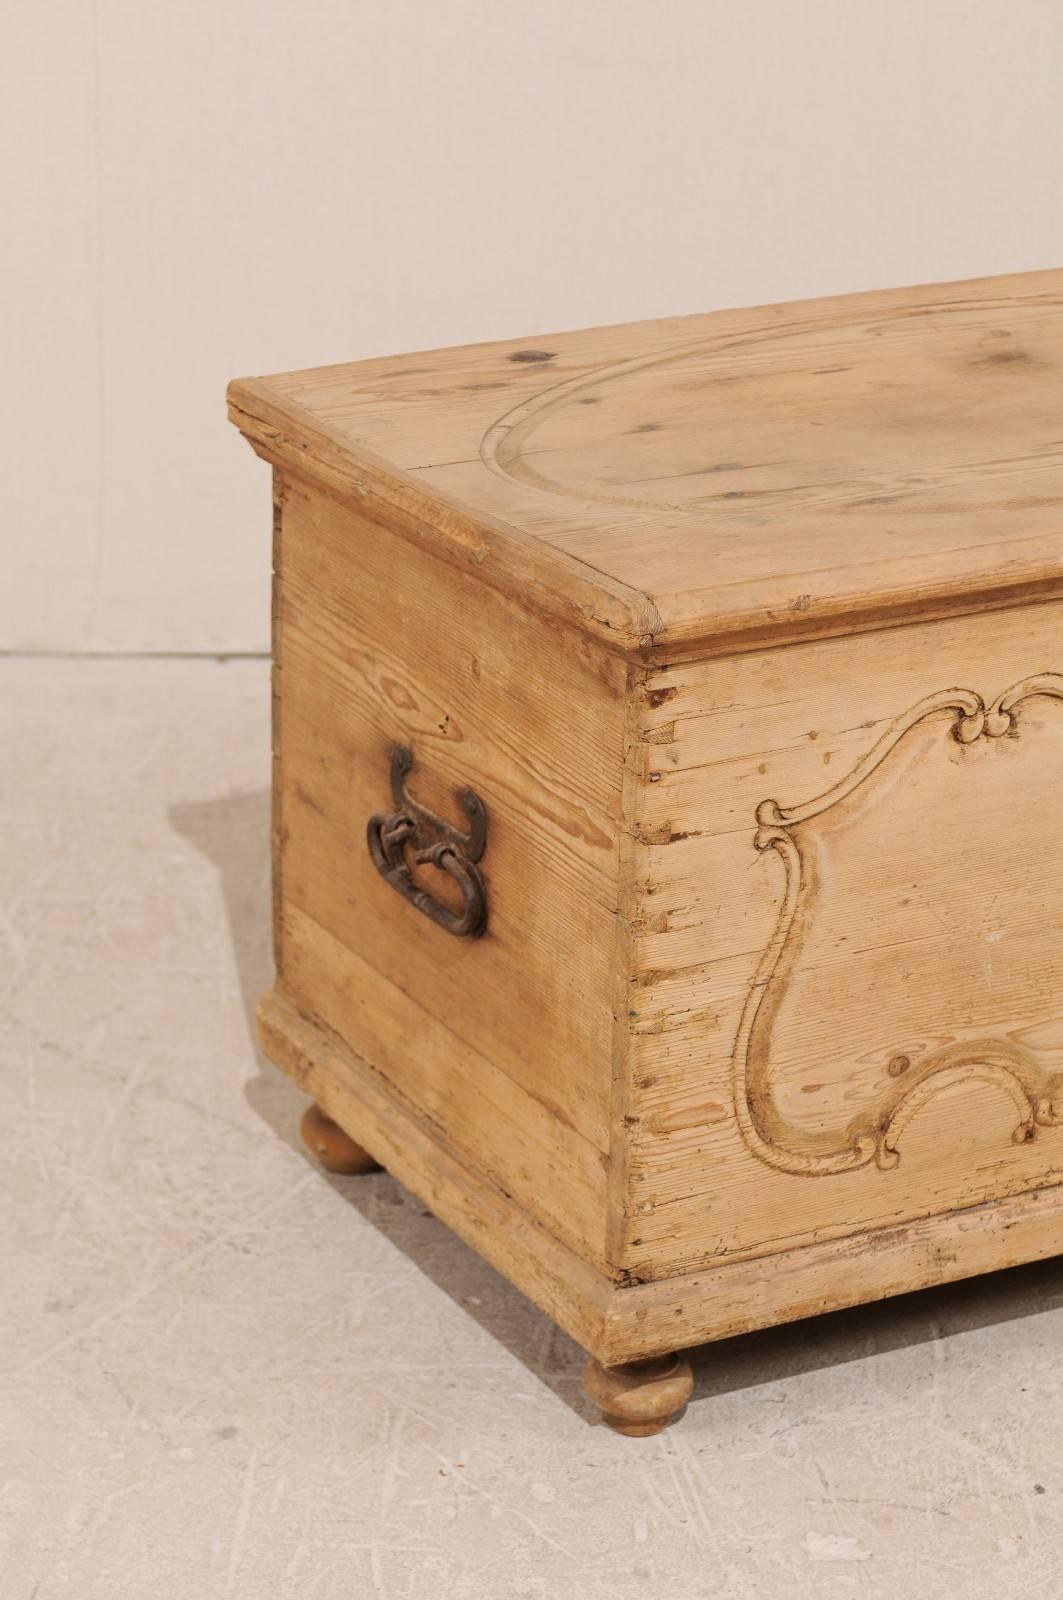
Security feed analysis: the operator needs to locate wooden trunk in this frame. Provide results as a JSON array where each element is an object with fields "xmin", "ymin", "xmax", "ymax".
[{"xmin": 229, "ymin": 268, "xmax": 1063, "ymax": 1432}]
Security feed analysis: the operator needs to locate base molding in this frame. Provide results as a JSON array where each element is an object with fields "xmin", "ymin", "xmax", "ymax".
[
  {"xmin": 257, "ymin": 990, "xmax": 615, "ymax": 1355},
  {"xmin": 258, "ymin": 989, "xmax": 1063, "ymax": 1366},
  {"xmin": 615, "ymin": 1180, "xmax": 1063, "ymax": 1362}
]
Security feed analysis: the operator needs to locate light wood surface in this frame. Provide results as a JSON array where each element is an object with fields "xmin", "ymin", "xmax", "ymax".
[
  {"xmin": 609, "ymin": 1177, "xmax": 1063, "ymax": 1362},
  {"xmin": 271, "ymin": 471, "xmax": 623, "ymax": 1269},
  {"xmin": 230, "ymin": 268, "xmax": 1063, "ymax": 658},
  {"xmin": 257, "ymin": 991, "xmax": 615, "ymax": 1356},
  {"xmin": 617, "ymin": 599, "xmax": 1063, "ymax": 1280},
  {"xmin": 581, "ymin": 1355, "xmax": 693, "ymax": 1437},
  {"xmin": 259, "ymin": 990, "xmax": 1063, "ymax": 1367},
  {"xmin": 300, "ymin": 1101, "xmax": 381, "ymax": 1175},
  {"xmin": 232, "ymin": 269, "xmax": 1063, "ymax": 1414}
]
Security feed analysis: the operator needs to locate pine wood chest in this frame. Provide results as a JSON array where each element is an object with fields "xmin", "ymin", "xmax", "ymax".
[{"xmin": 229, "ymin": 268, "xmax": 1063, "ymax": 1435}]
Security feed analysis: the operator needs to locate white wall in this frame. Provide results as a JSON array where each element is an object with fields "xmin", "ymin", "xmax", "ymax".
[{"xmin": 5, "ymin": 0, "xmax": 1063, "ymax": 653}]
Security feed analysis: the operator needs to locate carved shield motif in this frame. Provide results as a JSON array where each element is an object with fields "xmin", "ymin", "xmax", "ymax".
[{"xmin": 734, "ymin": 677, "xmax": 1063, "ymax": 1175}]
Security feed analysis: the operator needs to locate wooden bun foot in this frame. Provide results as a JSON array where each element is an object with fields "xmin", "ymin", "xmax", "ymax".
[
  {"xmin": 582, "ymin": 1353, "xmax": 694, "ymax": 1436},
  {"xmin": 300, "ymin": 1102, "xmax": 381, "ymax": 1175}
]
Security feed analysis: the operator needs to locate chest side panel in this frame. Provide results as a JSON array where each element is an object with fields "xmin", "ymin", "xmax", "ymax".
[
  {"xmin": 273, "ymin": 472, "xmax": 625, "ymax": 1269},
  {"xmin": 622, "ymin": 600, "xmax": 1063, "ymax": 1278}
]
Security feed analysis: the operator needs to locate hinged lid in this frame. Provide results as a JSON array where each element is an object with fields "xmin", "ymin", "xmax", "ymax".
[{"xmin": 229, "ymin": 268, "xmax": 1063, "ymax": 658}]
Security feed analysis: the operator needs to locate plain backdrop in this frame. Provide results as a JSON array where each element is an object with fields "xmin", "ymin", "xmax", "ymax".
[{"xmin": 4, "ymin": 0, "xmax": 1063, "ymax": 655}]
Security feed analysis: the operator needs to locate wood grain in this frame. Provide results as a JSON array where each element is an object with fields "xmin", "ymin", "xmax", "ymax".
[
  {"xmin": 300, "ymin": 1100, "xmax": 380, "ymax": 1175},
  {"xmin": 581, "ymin": 1354, "xmax": 693, "ymax": 1437},
  {"xmin": 600, "ymin": 1176, "xmax": 1063, "ymax": 1364},
  {"xmin": 230, "ymin": 268, "xmax": 1063, "ymax": 659},
  {"xmin": 619, "ymin": 600, "xmax": 1063, "ymax": 1279},
  {"xmin": 232, "ymin": 271, "xmax": 1063, "ymax": 1393},
  {"xmin": 272, "ymin": 471, "xmax": 626, "ymax": 1267},
  {"xmin": 282, "ymin": 904, "xmax": 610, "ymax": 1266},
  {"xmin": 258, "ymin": 991, "xmax": 615, "ymax": 1352},
  {"xmin": 259, "ymin": 990, "xmax": 1063, "ymax": 1367}
]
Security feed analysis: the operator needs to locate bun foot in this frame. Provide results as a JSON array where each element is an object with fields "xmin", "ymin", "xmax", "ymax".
[
  {"xmin": 582, "ymin": 1353, "xmax": 694, "ymax": 1436},
  {"xmin": 300, "ymin": 1102, "xmax": 381, "ymax": 1175}
]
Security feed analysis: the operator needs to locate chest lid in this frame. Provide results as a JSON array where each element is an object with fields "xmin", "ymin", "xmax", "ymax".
[{"xmin": 229, "ymin": 268, "xmax": 1063, "ymax": 658}]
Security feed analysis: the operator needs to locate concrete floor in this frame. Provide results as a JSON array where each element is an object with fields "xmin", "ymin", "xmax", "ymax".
[{"xmin": 4, "ymin": 656, "xmax": 1063, "ymax": 1599}]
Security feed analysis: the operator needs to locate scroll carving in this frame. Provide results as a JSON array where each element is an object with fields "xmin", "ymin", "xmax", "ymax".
[{"xmin": 734, "ymin": 675, "xmax": 1063, "ymax": 1176}]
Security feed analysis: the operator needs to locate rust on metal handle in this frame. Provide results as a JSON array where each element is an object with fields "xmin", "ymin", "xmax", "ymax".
[{"xmin": 367, "ymin": 745, "xmax": 488, "ymax": 938}]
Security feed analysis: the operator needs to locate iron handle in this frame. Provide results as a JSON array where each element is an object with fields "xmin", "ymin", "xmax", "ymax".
[{"xmin": 366, "ymin": 746, "xmax": 488, "ymax": 938}]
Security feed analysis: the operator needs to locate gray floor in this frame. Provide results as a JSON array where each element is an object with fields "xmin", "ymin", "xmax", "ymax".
[{"xmin": 4, "ymin": 656, "xmax": 1063, "ymax": 1599}]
